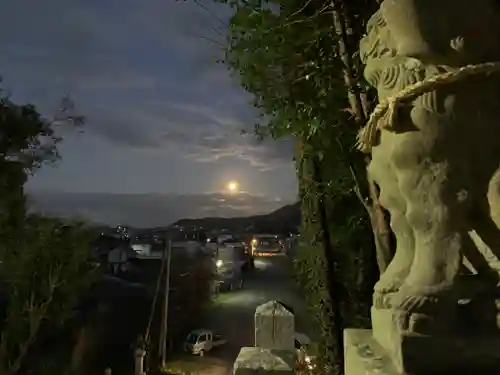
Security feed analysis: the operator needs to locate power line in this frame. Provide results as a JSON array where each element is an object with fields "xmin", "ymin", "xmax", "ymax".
[{"xmin": 192, "ymin": 0, "xmax": 227, "ymax": 28}]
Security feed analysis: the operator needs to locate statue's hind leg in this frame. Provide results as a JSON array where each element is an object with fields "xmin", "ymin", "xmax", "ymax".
[
  {"xmin": 390, "ymin": 156, "xmax": 465, "ymax": 311},
  {"xmin": 375, "ymin": 209, "xmax": 415, "ymax": 294},
  {"xmin": 369, "ymin": 149, "xmax": 415, "ymax": 296}
]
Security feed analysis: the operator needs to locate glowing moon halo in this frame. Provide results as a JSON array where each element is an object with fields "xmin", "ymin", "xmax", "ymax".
[{"xmin": 227, "ymin": 180, "xmax": 239, "ymax": 193}]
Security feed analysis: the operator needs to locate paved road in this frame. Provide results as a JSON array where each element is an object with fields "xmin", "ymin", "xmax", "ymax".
[{"xmin": 167, "ymin": 255, "xmax": 308, "ymax": 375}]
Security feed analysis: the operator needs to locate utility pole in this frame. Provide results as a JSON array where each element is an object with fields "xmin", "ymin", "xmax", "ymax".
[{"xmin": 159, "ymin": 238, "xmax": 172, "ymax": 368}]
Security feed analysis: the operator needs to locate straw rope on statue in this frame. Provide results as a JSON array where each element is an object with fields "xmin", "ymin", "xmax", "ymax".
[{"xmin": 356, "ymin": 62, "xmax": 500, "ymax": 154}]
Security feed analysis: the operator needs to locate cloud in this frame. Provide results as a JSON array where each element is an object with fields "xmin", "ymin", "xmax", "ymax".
[
  {"xmin": 0, "ymin": 0, "xmax": 294, "ymax": 174},
  {"xmin": 184, "ymin": 134, "xmax": 294, "ymax": 171},
  {"xmin": 77, "ymin": 96, "xmax": 293, "ymax": 171},
  {"xmin": 153, "ymin": 102, "xmax": 294, "ymax": 170},
  {"xmin": 28, "ymin": 190, "xmax": 291, "ymax": 228}
]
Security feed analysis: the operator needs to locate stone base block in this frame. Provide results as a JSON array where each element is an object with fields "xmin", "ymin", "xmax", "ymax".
[
  {"xmin": 345, "ymin": 307, "xmax": 500, "ymax": 374},
  {"xmin": 345, "ymin": 327, "xmax": 500, "ymax": 374},
  {"xmin": 372, "ymin": 307, "xmax": 500, "ymax": 374},
  {"xmin": 233, "ymin": 347, "xmax": 295, "ymax": 375},
  {"xmin": 344, "ymin": 329, "xmax": 401, "ymax": 375}
]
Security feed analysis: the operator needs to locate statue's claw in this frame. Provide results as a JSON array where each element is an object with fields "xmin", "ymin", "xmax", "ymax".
[{"xmin": 389, "ymin": 291, "xmax": 440, "ymax": 312}]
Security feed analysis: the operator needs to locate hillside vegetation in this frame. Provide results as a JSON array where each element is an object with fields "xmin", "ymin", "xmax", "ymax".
[{"xmin": 172, "ymin": 202, "xmax": 300, "ymax": 234}]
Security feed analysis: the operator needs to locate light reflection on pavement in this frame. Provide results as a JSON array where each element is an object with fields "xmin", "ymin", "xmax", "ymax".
[{"xmin": 170, "ymin": 255, "xmax": 308, "ymax": 375}]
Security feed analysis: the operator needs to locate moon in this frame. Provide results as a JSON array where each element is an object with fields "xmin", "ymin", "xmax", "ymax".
[{"xmin": 227, "ymin": 180, "xmax": 239, "ymax": 193}]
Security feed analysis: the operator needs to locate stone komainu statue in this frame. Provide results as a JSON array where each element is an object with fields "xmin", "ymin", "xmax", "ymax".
[{"xmin": 360, "ymin": 0, "xmax": 500, "ymax": 314}]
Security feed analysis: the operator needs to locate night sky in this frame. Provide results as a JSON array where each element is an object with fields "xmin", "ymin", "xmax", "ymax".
[{"xmin": 0, "ymin": 0, "xmax": 297, "ymax": 227}]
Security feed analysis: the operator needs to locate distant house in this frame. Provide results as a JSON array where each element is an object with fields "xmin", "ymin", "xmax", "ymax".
[
  {"xmin": 107, "ymin": 244, "xmax": 137, "ymax": 274},
  {"xmin": 93, "ymin": 234, "xmax": 137, "ymax": 275}
]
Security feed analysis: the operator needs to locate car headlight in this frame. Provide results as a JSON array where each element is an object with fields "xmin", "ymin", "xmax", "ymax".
[{"xmin": 216, "ymin": 260, "xmax": 223, "ymax": 267}]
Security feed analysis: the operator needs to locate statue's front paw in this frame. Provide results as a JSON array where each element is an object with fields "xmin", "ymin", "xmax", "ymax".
[
  {"xmin": 374, "ymin": 264, "xmax": 412, "ymax": 293},
  {"xmin": 374, "ymin": 276, "xmax": 404, "ymax": 294},
  {"xmin": 390, "ymin": 292, "xmax": 439, "ymax": 312},
  {"xmin": 386, "ymin": 285, "xmax": 461, "ymax": 334},
  {"xmin": 387, "ymin": 285, "xmax": 443, "ymax": 314},
  {"xmin": 373, "ymin": 272, "xmax": 408, "ymax": 309}
]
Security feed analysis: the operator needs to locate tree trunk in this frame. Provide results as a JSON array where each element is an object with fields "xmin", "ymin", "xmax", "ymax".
[
  {"xmin": 330, "ymin": 1, "xmax": 395, "ymax": 273},
  {"xmin": 294, "ymin": 136, "xmax": 344, "ymax": 375}
]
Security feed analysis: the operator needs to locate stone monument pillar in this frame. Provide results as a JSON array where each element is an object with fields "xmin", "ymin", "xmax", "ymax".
[
  {"xmin": 345, "ymin": 0, "xmax": 500, "ymax": 374},
  {"xmin": 233, "ymin": 301, "xmax": 295, "ymax": 375}
]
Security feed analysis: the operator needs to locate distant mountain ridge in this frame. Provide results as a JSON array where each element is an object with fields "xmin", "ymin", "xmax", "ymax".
[
  {"xmin": 172, "ymin": 202, "xmax": 300, "ymax": 234},
  {"xmin": 28, "ymin": 190, "xmax": 290, "ymax": 228}
]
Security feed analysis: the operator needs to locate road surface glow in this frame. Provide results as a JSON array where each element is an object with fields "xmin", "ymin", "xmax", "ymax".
[
  {"xmin": 175, "ymin": 256, "xmax": 306, "ymax": 375},
  {"xmin": 253, "ymin": 258, "xmax": 271, "ymax": 270}
]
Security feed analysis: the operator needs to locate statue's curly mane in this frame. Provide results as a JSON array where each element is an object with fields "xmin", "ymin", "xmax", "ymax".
[
  {"xmin": 360, "ymin": 10, "xmax": 395, "ymax": 64},
  {"xmin": 360, "ymin": 9, "xmax": 446, "ymax": 112}
]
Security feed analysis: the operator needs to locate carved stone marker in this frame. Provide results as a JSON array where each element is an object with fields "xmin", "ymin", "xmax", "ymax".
[
  {"xmin": 234, "ymin": 301, "xmax": 296, "ymax": 375},
  {"xmin": 134, "ymin": 347, "xmax": 145, "ymax": 375},
  {"xmin": 255, "ymin": 301, "xmax": 295, "ymax": 350},
  {"xmin": 345, "ymin": 0, "xmax": 500, "ymax": 374}
]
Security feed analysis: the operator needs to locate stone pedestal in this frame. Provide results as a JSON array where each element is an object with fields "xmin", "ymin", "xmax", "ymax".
[
  {"xmin": 344, "ymin": 329, "xmax": 400, "ymax": 375},
  {"xmin": 233, "ymin": 347, "xmax": 295, "ymax": 375},
  {"xmin": 233, "ymin": 301, "xmax": 297, "ymax": 375},
  {"xmin": 345, "ymin": 307, "xmax": 500, "ymax": 375},
  {"xmin": 134, "ymin": 348, "xmax": 145, "ymax": 375}
]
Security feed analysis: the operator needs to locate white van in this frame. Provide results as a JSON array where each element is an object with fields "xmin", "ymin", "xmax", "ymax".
[{"xmin": 183, "ymin": 329, "xmax": 227, "ymax": 356}]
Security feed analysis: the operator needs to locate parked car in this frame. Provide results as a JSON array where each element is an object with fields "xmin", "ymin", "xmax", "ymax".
[
  {"xmin": 183, "ymin": 329, "xmax": 227, "ymax": 356},
  {"xmin": 214, "ymin": 245, "xmax": 245, "ymax": 292},
  {"xmin": 218, "ymin": 240, "xmax": 254, "ymax": 272},
  {"xmin": 215, "ymin": 266, "xmax": 244, "ymax": 292},
  {"xmin": 251, "ymin": 234, "xmax": 282, "ymax": 256}
]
